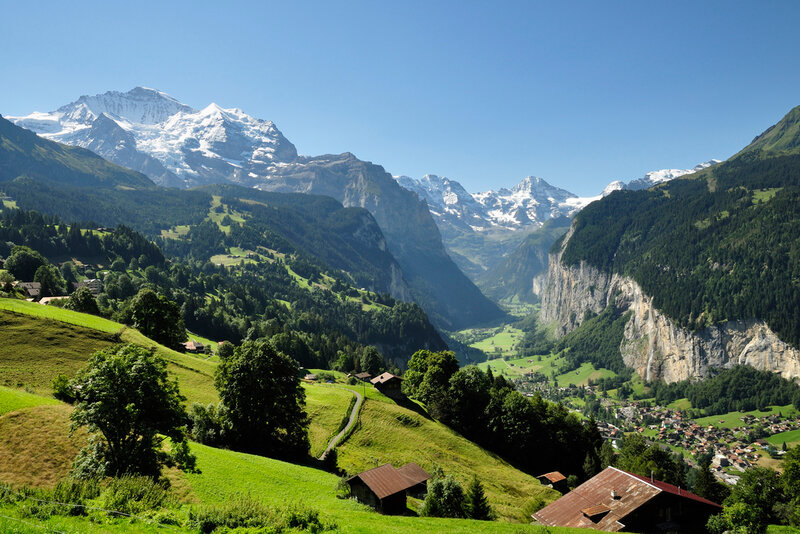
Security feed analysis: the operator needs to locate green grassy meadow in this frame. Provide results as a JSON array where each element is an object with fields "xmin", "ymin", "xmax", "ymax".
[
  {"xmin": 304, "ymin": 383, "xmax": 356, "ymax": 457},
  {"xmin": 0, "ymin": 301, "xmax": 574, "ymax": 531},
  {"xmin": 0, "ymin": 298, "xmax": 122, "ymax": 333},
  {"xmin": 695, "ymin": 404, "xmax": 800, "ymax": 429},
  {"xmin": 766, "ymin": 429, "xmax": 800, "ymax": 448},
  {"xmin": 0, "ymin": 386, "xmax": 60, "ymax": 415},
  {"xmin": 185, "ymin": 442, "xmax": 575, "ymax": 534}
]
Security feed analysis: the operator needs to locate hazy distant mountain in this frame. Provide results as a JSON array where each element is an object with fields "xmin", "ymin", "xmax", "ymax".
[{"xmin": 396, "ymin": 174, "xmax": 596, "ymax": 232}]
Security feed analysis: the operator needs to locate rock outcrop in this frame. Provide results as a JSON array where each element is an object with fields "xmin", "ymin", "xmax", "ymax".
[{"xmin": 539, "ymin": 224, "xmax": 800, "ymax": 382}]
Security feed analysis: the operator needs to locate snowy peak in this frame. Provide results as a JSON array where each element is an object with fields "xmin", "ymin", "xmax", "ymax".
[
  {"xmin": 57, "ymin": 87, "xmax": 194, "ymax": 125},
  {"xmin": 8, "ymin": 87, "xmax": 297, "ymax": 187},
  {"xmin": 396, "ymin": 160, "xmax": 719, "ymax": 234},
  {"xmin": 603, "ymin": 159, "xmax": 721, "ymax": 195},
  {"xmin": 396, "ymin": 174, "xmax": 591, "ymax": 232}
]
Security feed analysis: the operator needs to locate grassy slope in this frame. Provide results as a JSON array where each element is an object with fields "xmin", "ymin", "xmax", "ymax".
[
  {"xmin": 186, "ymin": 442, "xmax": 577, "ymax": 534},
  {"xmin": 304, "ymin": 383, "xmax": 355, "ymax": 457},
  {"xmin": 766, "ymin": 429, "xmax": 800, "ymax": 448},
  {"xmin": 695, "ymin": 404, "xmax": 799, "ymax": 429},
  {"xmin": 0, "ymin": 404, "xmax": 85, "ymax": 488},
  {"xmin": 0, "ymin": 385, "xmax": 59, "ymax": 415},
  {"xmin": 335, "ymin": 388, "xmax": 559, "ymax": 521},
  {"xmin": 0, "ymin": 300, "xmax": 218, "ymax": 404},
  {"xmin": 0, "ymin": 301, "xmax": 566, "ymax": 527},
  {"xmin": 477, "ymin": 353, "xmax": 615, "ymax": 387}
]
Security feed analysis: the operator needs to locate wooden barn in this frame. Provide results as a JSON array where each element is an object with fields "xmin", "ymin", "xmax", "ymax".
[
  {"xmin": 370, "ymin": 372, "xmax": 403, "ymax": 399},
  {"xmin": 536, "ymin": 471, "xmax": 568, "ymax": 493},
  {"xmin": 346, "ymin": 463, "xmax": 430, "ymax": 514},
  {"xmin": 532, "ymin": 466, "xmax": 721, "ymax": 532}
]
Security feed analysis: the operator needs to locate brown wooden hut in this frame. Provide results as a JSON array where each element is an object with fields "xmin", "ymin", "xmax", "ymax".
[
  {"xmin": 370, "ymin": 372, "xmax": 403, "ymax": 399},
  {"xmin": 346, "ymin": 463, "xmax": 430, "ymax": 514}
]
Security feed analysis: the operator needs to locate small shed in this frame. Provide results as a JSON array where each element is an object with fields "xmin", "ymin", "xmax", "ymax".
[
  {"xmin": 370, "ymin": 372, "xmax": 403, "ymax": 399},
  {"xmin": 347, "ymin": 463, "xmax": 430, "ymax": 515},
  {"xmin": 355, "ymin": 372, "xmax": 373, "ymax": 382},
  {"xmin": 536, "ymin": 471, "xmax": 568, "ymax": 493}
]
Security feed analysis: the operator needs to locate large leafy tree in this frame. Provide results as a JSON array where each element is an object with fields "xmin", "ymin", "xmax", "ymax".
[
  {"xmin": 4, "ymin": 245, "xmax": 47, "ymax": 280},
  {"xmin": 214, "ymin": 338, "xmax": 309, "ymax": 459},
  {"xmin": 129, "ymin": 288, "xmax": 186, "ymax": 348},
  {"xmin": 402, "ymin": 350, "xmax": 459, "ymax": 418},
  {"xmin": 69, "ymin": 344, "xmax": 192, "ymax": 478},
  {"xmin": 33, "ymin": 264, "xmax": 64, "ymax": 297}
]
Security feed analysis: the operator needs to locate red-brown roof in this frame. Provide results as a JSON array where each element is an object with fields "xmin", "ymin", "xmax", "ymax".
[
  {"xmin": 532, "ymin": 467, "xmax": 720, "ymax": 531},
  {"xmin": 538, "ymin": 471, "xmax": 567, "ymax": 483},
  {"xmin": 396, "ymin": 463, "xmax": 430, "ymax": 486},
  {"xmin": 348, "ymin": 463, "xmax": 430, "ymax": 500},
  {"xmin": 622, "ymin": 469, "xmax": 721, "ymax": 508},
  {"xmin": 370, "ymin": 372, "xmax": 402, "ymax": 385}
]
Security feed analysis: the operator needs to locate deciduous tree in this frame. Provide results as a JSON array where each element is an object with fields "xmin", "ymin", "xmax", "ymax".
[{"xmin": 69, "ymin": 344, "xmax": 193, "ymax": 478}]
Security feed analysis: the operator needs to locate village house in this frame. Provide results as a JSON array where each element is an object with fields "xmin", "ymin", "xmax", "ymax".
[
  {"xmin": 346, "ymin": 463, "xmax": 430, "ymax": 514},
  {"xmin": 354, "ymin": 372, "xmax": 372, "ymax": 382},
  {"xmin": 182, "ymin": 340, "xmax": 206, "ymax": 354},
  {"xmin": 533, "ymin": 466, "xmax": 721, "ymax": 533},
  {"xmin": 16, "ymin": 281, "xmax": 41, "ymax": 299},
  {"xmin": 74, "ymin": 278, "xmax": 103, "ymax": 296},
  {"xmin": 370, "ymin": 372, "xmax": 404, "ymax": 399}
]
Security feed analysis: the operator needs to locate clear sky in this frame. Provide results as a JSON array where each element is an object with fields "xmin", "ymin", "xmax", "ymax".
[{"xmin": 2, "ymin": 0, "xmax": 799, "ymax": 195}]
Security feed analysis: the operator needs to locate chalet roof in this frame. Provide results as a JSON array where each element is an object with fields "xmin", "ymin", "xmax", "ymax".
[
  {"xmin": 370, "ymin": 372, "xmax": 402, "ymax": 385},
  {"xmin": 354, "ymin": 372, "xmax": 372, "ymax": 379},
  {"xmin": 396, "ymin": 463, "xmax": 430, "ymax": 486},
  {"xmin": 537, "ymin": 471, "xmax": 567, "ymax": 484},
  {"xmin": 347, "ymin": 463, "xmax": 430, "ymax": 500},
  {"xmin": 532, "ymin": 467, "xmax": 720, "ymax": 531}
]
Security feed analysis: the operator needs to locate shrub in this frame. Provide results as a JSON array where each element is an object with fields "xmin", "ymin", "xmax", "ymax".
[
  {"xmin": 100, "ymin": 475, "xmax": 175, "ymax": 515},
  {"xmin": 52, "ymin": 373, "xmax": 75, "ymax": 403},
  {"xmin": 189, "ymin": 495, "xmax": 333, "ymax": 533}
]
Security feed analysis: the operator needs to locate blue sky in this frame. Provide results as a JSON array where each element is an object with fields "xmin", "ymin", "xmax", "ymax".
[{"xmin": 2, "ymin": 0, "xmax": 799, "ymax": 195}]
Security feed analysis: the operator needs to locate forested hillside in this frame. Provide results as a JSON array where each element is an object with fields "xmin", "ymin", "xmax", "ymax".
[
  {"xmin": 0, "ymin": 209, "xmax": 445, "ymax": 367},
  {"xmin": 560, "ymin": 106, "xmax": 800, "ymax": 347}
]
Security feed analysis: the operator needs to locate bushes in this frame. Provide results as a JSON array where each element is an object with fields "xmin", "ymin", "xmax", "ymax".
[
  {"xmin": 189, "ymin": 495, "xmax": 333, "ymax": 533},
  {"xmin": 1, "ymin": 478, "xmax": 335, "ymax": 533},
  {"xmin": 101, "ymin": 475, "xmax": 175, "ymax": 515}
]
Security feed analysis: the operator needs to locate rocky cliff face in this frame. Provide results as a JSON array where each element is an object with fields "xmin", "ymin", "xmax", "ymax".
[{"xmin": 539, "ymin": 225, "xmax": 800, "ymax": 382}]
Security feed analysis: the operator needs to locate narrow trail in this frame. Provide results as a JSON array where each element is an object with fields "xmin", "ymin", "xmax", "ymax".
[{"xmin": 319, "ymin": 387, "xmax": 363, "ymax": 460}]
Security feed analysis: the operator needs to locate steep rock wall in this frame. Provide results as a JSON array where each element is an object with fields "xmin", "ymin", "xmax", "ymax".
[{"xmin": 538, "ymin": 226, "xmax": 800, "ymax": 382}]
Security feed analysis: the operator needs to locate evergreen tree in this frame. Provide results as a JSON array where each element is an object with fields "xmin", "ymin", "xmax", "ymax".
[{"xmin": 465, "ymin": 476, "xmax": 493, "ymax": 520}]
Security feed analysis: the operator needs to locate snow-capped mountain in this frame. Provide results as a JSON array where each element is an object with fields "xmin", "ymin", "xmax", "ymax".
[
  {"xmin": 395, "ymin": 174, "xmax": 597, "ymax": 232},
  {"xmin": 9, "ymin": 87, "xmax": 297, "ymax": 187},
  {"xmin": 601, "ymin": 160, "xmax": 721, "ymax": 196},
  {"xmin": 397, "ymin": 160, "xmax": 721, "ymax": 234}
]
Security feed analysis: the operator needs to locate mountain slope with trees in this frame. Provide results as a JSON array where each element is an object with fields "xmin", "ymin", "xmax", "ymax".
[{"xmin": 557, "ymin": 105, "xmax": 800, "ymax": 351}]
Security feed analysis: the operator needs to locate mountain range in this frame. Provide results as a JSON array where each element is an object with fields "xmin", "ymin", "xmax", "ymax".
[
  {"xmin": 7, "ymin": 88, "xmax": 503, "ymax": 330},
  {"xmin": 393, "ymin": 161, "xmax": 719, "ymax": 292}
]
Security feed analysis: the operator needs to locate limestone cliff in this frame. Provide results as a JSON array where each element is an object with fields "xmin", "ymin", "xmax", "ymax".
[{"xmin": 538, "ymin": 225, "xmax": 800, "ymax": 383}]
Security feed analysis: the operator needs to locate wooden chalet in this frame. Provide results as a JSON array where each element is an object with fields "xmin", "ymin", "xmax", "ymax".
[
  {"xmin": 370, "ymin": 372, "xmax": 403, "ymax": 399},
  {"xmin": 532, "ymin": 466, "xmax": 721, "ymax": 533},
  {"xmin": 536, "ymin": 471, "xmax": 568, "ymax": 493},
  {"xmin": 354, "ymin": 372, "xmax": 373, "ymax": 382},
  {"xmin": 182, "ymin": 340, "xmax": 205, "ymax": 353},
  {"xmin": 346, "ymin": 463, "xmax": 430, "ymax": 514}
]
